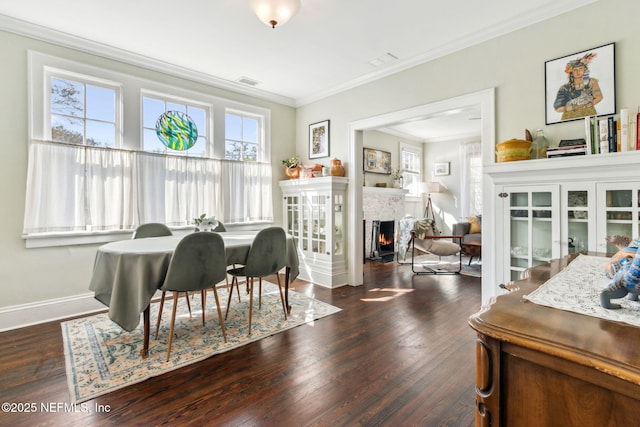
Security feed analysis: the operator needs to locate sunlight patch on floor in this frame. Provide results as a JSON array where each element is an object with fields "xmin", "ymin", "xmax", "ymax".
[{"xmin": 361, "ymin": 287, "xmax": 415, "ymax": 302}]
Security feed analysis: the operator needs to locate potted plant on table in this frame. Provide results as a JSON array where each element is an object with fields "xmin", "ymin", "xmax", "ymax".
[
  {"xmin": 282, "ymin": 155, "xmax": 301, "ymax": 179},
  {"xmin": 193, "ymin": 213, "xmax": 219, "ymax": 232}
]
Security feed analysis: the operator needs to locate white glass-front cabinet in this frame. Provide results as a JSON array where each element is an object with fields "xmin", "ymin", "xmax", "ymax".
[
  {"xmin": 503, "ymin": 185, "xmax": 560, "ymax": 282},
  {"xmin": 501, "ymin": 182, "xmax": 640, "ymax": 282},
  {"xmin": 279, "ymin": 177, "xmax": 348, "ymax": 288},
  {"xmin": 596, "ymin": 182, "xmax": 640, "ymax": 254}
]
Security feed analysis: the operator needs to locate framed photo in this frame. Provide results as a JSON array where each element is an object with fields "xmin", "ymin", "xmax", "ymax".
[
  {"xmin": 363, "ymin": 148, "xmax": 391, "ymax": 174},
  {"xmin": 309, "ymin": 120, "xmax": 330, "ymax": 159},
  {"xmin": 434, "ymin": 162, "xmax": 450, "ymax": 176},
  {"xmin": 545, "ymin": 43, "xmax": 616, "ymax": 125}
]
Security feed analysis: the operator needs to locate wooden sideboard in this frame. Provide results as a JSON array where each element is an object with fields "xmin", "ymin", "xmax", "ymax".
[{"xmin": 468, "ymin": 254, "xmax": 640, "ymax": 427}]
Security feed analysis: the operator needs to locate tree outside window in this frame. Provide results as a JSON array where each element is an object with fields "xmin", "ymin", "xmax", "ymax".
[
  {"xmin": 225, "ymin": 111, "xmax": 261, "ymax": 161},
  {"xmin": 50, "ymin": 77, "xmax": 117, "ymax": 147}
]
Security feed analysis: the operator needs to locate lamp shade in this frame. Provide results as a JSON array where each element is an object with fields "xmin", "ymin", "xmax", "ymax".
[
  {"xmin": 250, "ymin": 0, "xmax": 301, "ymax": 28},
  {"xmin": 419, "ymin": 181, "xmax": 441, "ymax": 194}
]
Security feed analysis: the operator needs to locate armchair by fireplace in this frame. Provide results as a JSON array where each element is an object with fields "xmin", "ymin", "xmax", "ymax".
[{"xmin": 397, "ymin": 216, "xmax": 462, "ymax": 274}]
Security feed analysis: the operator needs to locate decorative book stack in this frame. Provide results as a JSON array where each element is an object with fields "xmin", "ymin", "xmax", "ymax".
[
  {"xmin": 584, "ymin": 109, "xmax": 640, "ymax": 154},
  {"xmin": 546, "ymin": 139, "xmax": 587, "ymax": 158}
]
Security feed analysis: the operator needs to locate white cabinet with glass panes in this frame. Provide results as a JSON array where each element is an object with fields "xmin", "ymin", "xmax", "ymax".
[
  {"xmin": 279, "ymin": 177, "xmax": 348, "ymax": 288},
  {"xmin": 502, "ymin": 185, "xmax": 560, "ymax": 282},
  {"xmin": 596, "ymin": 182, "xmax": 640, "ymax": 254}
]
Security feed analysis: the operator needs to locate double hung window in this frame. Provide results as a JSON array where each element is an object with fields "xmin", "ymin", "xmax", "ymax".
[
  {"xmin": 25, "ymin": 52, "xmax": 273, "ymax": 246},
  {"xmin": 460, "ymin": 141, "xmax": 482, "ymax": 216},
  {"xmin": 400, "ymin": 143, "xmax": 422, "ymax": 197}
]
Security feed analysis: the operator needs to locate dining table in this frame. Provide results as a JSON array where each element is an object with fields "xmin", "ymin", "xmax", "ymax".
[{"xmin": 89, "ymin": 230, "xmax": 300, "ymax": 357}]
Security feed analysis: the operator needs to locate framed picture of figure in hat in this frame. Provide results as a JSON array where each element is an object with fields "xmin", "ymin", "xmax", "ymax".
[{"xmin": 545, "ymin": 43, "xmax": 615, "ymax": 125}]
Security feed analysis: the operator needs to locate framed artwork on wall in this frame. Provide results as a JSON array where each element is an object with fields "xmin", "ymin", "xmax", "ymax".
[
  {"xmin": 433, "ymin": 162, "xmax": 450, "ymax": 176},
  {"xmin": 363, "ymin": 148, "xmax": 391, "ymax": 174},
  {"xmin": 545, "ymin": 42, "xmax": 616, "ymax": 125},
  {"xmin": 309, "ymin": 120, "xmax": 330, "ymax": 159}
]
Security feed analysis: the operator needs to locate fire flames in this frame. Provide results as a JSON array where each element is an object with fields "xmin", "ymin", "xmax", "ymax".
[{"xmin": 379, "ymin": 233, "xmax": 393, "ymax": 246}]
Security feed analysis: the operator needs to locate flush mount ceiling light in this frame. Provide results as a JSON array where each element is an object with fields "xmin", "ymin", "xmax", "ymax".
[{"xmin": 250, "ymin": 0, "xmax": 301, "ymax": 28}]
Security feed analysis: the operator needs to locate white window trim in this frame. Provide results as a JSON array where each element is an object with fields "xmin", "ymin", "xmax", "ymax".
[
  {"xmin": 44, "ymin": 67, "xmax": 123, "ymax": 147},
  {"xmin": 30, "ymin": 51, "xmax": 271, "ymax": 157},
  {"xmin": 26, "ymin": 51, "xmax": 273, "ymax": 247},
  {"xmin": 225, "ymin": 108, "xmax": 267, "ymax": 162}
]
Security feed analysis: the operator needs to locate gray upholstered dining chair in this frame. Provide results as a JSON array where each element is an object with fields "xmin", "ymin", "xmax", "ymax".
[
  {"xmin": 133, "ymin": 223, "xmax": 172, "ymax": 239},
  {"xmin": 133, "ymin": 222, "xmax": 199, "ymax": 316},
  {"xmin": 154, "ymin": 232, "xmax": 228, "ymax": 361},
  {"xmin": 225, "ymin": 227, "xmax": 288, "ymax": 334},
  {"xmin": 212, "ymin": 221, "xmax": 227, "ymax": 232},
  {"xmin": 210, "ymin": 220, "xmax": 239, "ymax": 296}
]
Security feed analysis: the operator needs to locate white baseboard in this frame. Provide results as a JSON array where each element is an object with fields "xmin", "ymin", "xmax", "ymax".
[{"xmin": 0, "ymin": 293, "xmax": 107, "ymax": 332}]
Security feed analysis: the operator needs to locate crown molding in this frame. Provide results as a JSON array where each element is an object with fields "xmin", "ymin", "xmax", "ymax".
[
  {"xmin": 295, "ymin": 0, "xmax": 597, "ymax": 107},
  {"xmin": 1, "ymin": 0, "xmax": 595, "ymax": 108},
  {"xmin": 0, "ymin": 14, "xmax": 297, "ymax": 107}
]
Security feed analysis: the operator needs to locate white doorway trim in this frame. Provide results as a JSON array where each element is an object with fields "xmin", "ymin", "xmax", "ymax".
[{"xmin": 346, "ymin": 88, "xmax": 496, "ymax": 289}]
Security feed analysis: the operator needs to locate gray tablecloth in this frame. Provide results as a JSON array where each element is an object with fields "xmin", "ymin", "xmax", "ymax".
[{"xmin": 89, "ymin": 231, "xmax": 299, "ymax": 331}]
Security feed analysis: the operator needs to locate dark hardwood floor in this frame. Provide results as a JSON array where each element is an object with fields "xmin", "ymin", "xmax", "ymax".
[{"xmin": 0, "ymin": 260, "xmax": 481, "ymax": 426}]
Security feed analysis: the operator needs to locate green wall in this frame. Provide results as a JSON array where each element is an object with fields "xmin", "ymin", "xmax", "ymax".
[{"xmin": 0, "ymin": 31, "xmax": 295, "ymax": 308}]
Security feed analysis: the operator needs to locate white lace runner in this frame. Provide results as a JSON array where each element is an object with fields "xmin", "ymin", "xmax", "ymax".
[{"xmin": 524, "ymin": 254, "xmax": 640, "ymax": 327}]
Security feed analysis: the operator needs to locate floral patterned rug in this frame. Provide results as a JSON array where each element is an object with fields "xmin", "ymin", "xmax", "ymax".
[
  {"xmin": 524, "ymin": 254, "xmax": 640, "ymax": 326},
  {"xmin": 62, "ymin": 283, "xmax": 341, "ymax": 403}
]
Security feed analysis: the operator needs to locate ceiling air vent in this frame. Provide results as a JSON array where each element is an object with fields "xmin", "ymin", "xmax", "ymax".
[
  {"xmin": 236, "ymin": 76, "xmax": 261, "ymax": 87},
  {"xmin": 368, "ymin": 52, "xmax": 399, "ymax": 67}
]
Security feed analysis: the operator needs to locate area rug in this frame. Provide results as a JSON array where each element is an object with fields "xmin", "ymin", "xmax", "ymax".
[
  {"xmin": 524, "ymin": 254, "xmax": 640, "ymax": 327},
  {"xmin": 61, "ymin": 282, "xmax": 341, "ymax": 403}
]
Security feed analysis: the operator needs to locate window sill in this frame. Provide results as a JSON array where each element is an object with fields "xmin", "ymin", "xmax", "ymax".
[
  {"xmin": 23, "ymin": 222, "xmax": 274, "ymax": 248},
  {"xmin": 24, "ymin": 230, "xmax": 137, "ymax": 248}
]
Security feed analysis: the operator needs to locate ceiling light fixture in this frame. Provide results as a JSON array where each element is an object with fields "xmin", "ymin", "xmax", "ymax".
[{"xmin": 250, "ymin": 0, "xmax": 301, "ymax": 29}]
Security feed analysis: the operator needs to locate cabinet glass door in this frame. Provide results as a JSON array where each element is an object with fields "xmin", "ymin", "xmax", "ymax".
[
  {"xmin": 566, "ymin": 190, "xmax": 590, "ymax": 254},
  {"xmin": 506, "ymin": 186, "xmax": 559, "ymax": 282},
  {"xmin": 597, "ymin": 183, "xmax": 640, "ymax": 254},
  {"xmin": 302, "ymin": 193, "xmax": 329, "ymax": 255},
  {"xmin": 334, "ymin": 193, "xmax": 344, "ymax": 255},
  {"xmin": 284, "ymin": 195, "xmax": 299, "ymax": 247}
]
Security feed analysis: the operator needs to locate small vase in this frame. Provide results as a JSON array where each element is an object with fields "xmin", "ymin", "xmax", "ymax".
[
  {"xmin": 330, "ymin": 158, "xmax": 345, "ymax": 176},
  {"xmin": 285, "ymin": 166, "xmax": 300, "ymax": 179}
]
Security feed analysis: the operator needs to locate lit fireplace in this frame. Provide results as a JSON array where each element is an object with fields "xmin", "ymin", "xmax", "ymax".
[{"xmin": 369, "ymin": 220, "xmax": 395, "ymax": 262}]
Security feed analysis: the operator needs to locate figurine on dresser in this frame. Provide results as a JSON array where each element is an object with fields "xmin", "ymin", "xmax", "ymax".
[{"xmin": 601, "ymin": 235, "xmax": 640, "ymax": 308}]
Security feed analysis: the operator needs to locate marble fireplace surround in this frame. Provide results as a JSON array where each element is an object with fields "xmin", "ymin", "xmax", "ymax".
[{"xmin": 363, "ymin": 186, "xmax": 409, "ymax": 259}]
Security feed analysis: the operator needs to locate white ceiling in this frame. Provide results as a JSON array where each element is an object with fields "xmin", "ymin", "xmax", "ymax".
[{"xmin": 0, "ymin": 0, "xmax": 594, "ymax": 140}]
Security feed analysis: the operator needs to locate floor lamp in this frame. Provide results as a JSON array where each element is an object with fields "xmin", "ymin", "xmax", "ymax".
[{"xmin": 420, "ymin": 181, "xmax": 441, "ymax": 222}]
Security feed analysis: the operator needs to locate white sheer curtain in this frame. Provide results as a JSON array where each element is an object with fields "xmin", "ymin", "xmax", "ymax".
[
  {"xmin": 459, "ymin": 141, "xmax": 482, "ymax": 217},
  {"xmin": 219, "ymin": 161, "xmax": 273, "ymax": 223},
  {"xmin": 24, "ymin": 140, "xmax": 134, "ymax": 233},
  {"xmin": 136, "ymin": 153, "xmax": 223, "ymax": 226},
  {"xmin": 86, "ymin": 147, "xmax": 135, "ymax": 231},
  {"xmin": 24, "ymin": 140, "xmax": 273, "ymax": 234}
]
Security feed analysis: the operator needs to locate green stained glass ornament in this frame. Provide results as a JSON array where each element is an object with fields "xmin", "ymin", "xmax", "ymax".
[{"xmin": 155, "ymin": 111, "xmax": 198, "ymax": 151}]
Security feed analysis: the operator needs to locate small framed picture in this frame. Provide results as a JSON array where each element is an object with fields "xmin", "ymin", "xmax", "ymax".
[
  {"xmin": 545, "ymin": 43, "xmax": 616, "ymax": 125},
  {"xmin": 309, "ymin": 120, "xmax": 330, "ymax": 159},
  {"xmin": 363, "ymin": 148, "xmax": 391, "ymax": 174},
  {"xmin": 434, "ymin": 162, "xmax": 450, "ymax": 176}
]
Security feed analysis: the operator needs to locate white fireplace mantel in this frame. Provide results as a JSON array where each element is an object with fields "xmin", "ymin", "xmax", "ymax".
[{"xmin": 363, "ymin": 186, "xmax": 409, "ymax": 258}]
